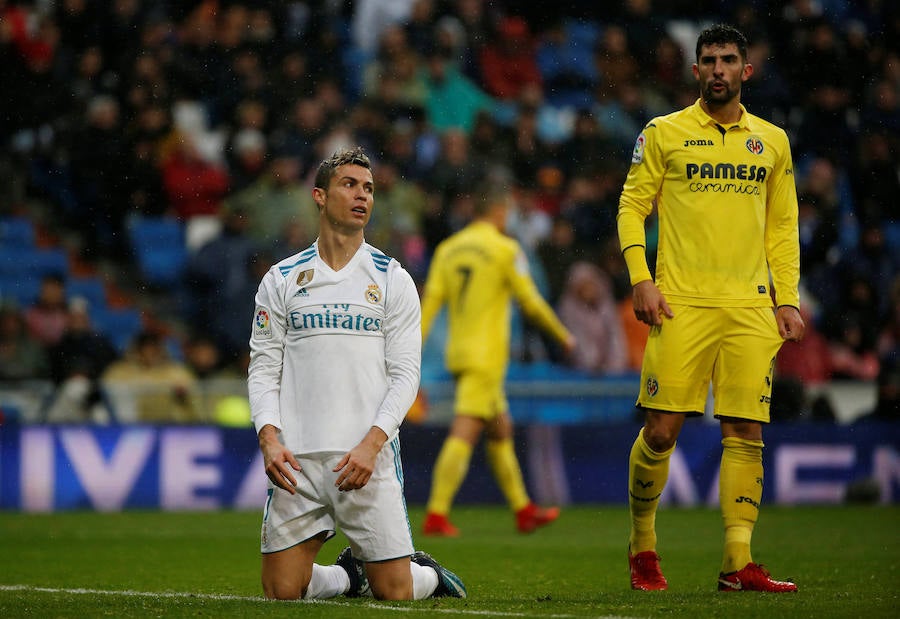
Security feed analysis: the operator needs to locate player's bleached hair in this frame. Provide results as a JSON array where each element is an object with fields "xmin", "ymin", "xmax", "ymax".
[
  {"xmin": 314, "ymin": 146, "xmax": 372, "ymax": 189},
  {"xmin": 695, "ymin": 24, "xmax": 749, "ymax": 62}
]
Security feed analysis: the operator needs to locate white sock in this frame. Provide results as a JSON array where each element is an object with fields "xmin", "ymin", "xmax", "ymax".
[
  {"xmin": 410, "ymin": 561, "xmax": 439, "ymax": 599},
  {"xmin": 304, "ymin": 563, "xmax": 350, "ymax": 599}
]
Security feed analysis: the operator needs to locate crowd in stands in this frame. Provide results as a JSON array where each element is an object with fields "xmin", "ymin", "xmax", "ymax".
[{"xmin": 1, "ymin": 0, "xmax": 898, "ymax": 423}]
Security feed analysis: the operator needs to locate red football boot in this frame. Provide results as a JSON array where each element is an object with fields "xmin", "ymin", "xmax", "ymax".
[
  {"xmin": 718, "ymin": 562, "xmax": 798, "ymax": 592},
  {"xmin": 629, "ymin": 550, "xmax": 668, "ymax": 591},
  {"xmin": 422, "ymin": 512, "xmax": 460, "ymax": 537},
  {"xmin": 515, "ymin": 503, "xmax": 560, "ymax": 533}
]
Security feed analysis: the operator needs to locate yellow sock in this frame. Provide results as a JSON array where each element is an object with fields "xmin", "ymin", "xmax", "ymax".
[
  {"xmin": 486, "ymin": 439, "xmax": 530, "ymax": 512},
  {"xmin": 628, "ymin": 428, "xmax": 674, "ymax": 554},
  {"xmin": 719, "ymin": 436, "xmax": 764, "ymax": 573},
  {"xmin": 425, "ymin": 436, "xmax": 473, "ymax": 515}
]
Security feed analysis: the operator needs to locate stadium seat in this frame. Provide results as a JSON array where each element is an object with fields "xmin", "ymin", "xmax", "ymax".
[
  {"xmin": 126, "ymin": 216, "xmax": 188, "ymax": 287},
  {"xmin": 92, "ymin": 307, "xmax": 143, "ymax": 354},
  {"xmin": 884, "ymin": 221, "xmax": 900, "ymax": 262},
  {"xmin": 536, "ymin": 19, "xmax": 600, "ymax": 109},
  {"xmin": 0, "ymin": 247, "xmax": 69, "ymax": 277},
  {"xmin": 0, "ymin": 275, "xmax": 42, "ymax": 306},
  {"xmin": 66, "ymin": 277, "xmax": 108, "ymax": 312},
  {"xmin": 0, "ymin": 217, "xmax": 36, "ymax": 248}
]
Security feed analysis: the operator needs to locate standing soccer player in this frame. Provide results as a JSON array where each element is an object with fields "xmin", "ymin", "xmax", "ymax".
[
  {"xmin": 420, "ymin": 168, "xmax": 576, "ymax": 537},
  {"xmin": 248, "ymin": 147, "xmax": 465, "ymax": 601},
  {"xmin": 618, "ymin": 25, "xmax": 805, "ymax": 592}
]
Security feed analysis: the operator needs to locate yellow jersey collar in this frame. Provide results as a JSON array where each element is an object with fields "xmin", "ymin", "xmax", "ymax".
[
  {"xmin": 470, "ymin": 220, "xmax": 499, "ymax": 233},
  {"xmin": 690, "ymin": 98, "xmax": 751, "ymax": 131}
]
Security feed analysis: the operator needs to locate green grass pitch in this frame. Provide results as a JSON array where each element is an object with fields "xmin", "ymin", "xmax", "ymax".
[{"xmin": 1, "ymin": 505, "xmax": 897, "ymax": 618}]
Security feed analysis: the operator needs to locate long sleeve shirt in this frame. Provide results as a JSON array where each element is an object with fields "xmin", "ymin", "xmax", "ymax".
[
  {"xmin": 618, "ymin": 99, "xmax": 801, "ymax": 309},
  {"xmin": 248, "ymin": 241, "xmax": 421, "ymax": 455},
  {"xmin": 421, "ymin": 221, "xmax": 571, "ymax": 376}
]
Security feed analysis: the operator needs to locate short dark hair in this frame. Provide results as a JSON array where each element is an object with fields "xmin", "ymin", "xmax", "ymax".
[
  {"xmin": 473, "ymin": 165, "xmax": 514, "ymax": 216},
  {"xmin": 695, "ymin": 24, "xmax": 748, "ymax": 62},
  {"xmin": 313, "ymin": 146, "xmax": 371, "ymax": 189}
]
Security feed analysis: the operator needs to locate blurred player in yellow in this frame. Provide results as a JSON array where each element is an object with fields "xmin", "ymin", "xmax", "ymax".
[
  {"xmin": 618, "ymin": 25, "xmax": 805, "ymax": 592},
  {"xmin": 420, "ymin": 168, "xmax": 576, "ymax": 536}
]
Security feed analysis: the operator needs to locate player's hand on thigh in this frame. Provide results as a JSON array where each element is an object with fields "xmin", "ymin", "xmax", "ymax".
[
  {"xmin": 334, "ymin": 427, "xmax": 387, "ymax": 491},
  {"xmin": 632, "ymin": 280, "xmax": 674, "ymax": 326},
  {"xmin": 333, "ymin": 443, "xmax": 380, "ymax": 491},
  {"xmin": 259, "ymin": 425, "xmax": 301, "ymax": 493},
  {"xmin": 776, "ymin": 305, "xmax": 805, "ymax": 341}
]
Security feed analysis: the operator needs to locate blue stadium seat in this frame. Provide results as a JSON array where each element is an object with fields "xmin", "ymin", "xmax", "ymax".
[
  {"xmin": 884, "ymin": 221, "xmax": 900, "ymax": 263},
  {"xmin": 0, "ymin": 275, "xmax": 42, "ymax": 306},
  {"xmin": 127, "ymin": 216, "xmax": 188, "ymax": 287},
  {"xmin": 0, "ymin": 217, "xmax": 36, "ymax": 248},
  {"xmin": 92, "ymin": 307, "xmax": 143, "ymax": 354},
  {"xmin": 0, "ymin": 247, "xmax": 69, "ymax": 277},
  {"xmin": 67, "ymin": 277, "xmax": 108, "ymax": 312},
  {"xmin": 536, "ymin": 18, "xmax": 600, "ymax": 109}
]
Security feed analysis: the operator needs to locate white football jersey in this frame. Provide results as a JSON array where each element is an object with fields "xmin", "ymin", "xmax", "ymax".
[{"xmin": 248, "ymin": 241, "xmax": 421, "ymax": 455}]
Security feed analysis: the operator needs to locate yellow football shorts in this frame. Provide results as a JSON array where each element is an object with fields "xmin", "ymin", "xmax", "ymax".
[
  {"xmin": 453, "ymin": 369, "xmax": 508, "ymax": 419},
  {"xmin": 637, "ymin": 305, "xmax": 784, "ymax": 422}
]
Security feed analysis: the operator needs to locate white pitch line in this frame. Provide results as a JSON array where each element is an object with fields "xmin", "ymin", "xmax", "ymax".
[{"xmin": 0, "ymin": 584, "xmax": 641, "ymax": 619}]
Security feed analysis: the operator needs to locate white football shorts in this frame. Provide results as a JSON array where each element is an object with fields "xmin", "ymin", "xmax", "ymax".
[{"xmin": 260, "ymin": 437, "xmax": 415, "ymax": 562}]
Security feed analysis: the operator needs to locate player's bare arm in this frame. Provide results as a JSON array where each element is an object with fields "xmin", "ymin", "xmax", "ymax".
[
  {"xmin": 632, "ymin": 280, "xmax": 674, "ymax": 326},
  {"xmin": 775, "ymin": 305, "xmax": 805, "ymax": 342},
  {"xmin": 334, "ymin": 426, "xmax": 388, "ymax": 491},
  {"xmin": 258, "ymin": 423, "xmax": 300, "ymax": 494}
]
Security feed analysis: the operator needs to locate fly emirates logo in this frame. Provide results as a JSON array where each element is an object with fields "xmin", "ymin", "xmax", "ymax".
[
  {"xmin": 685, "ymin": 161, "xmax": 768, "ymax": 195},
  {"xmin": 288, "ymin": 303, "xmax": 383, "ymax": 333}
]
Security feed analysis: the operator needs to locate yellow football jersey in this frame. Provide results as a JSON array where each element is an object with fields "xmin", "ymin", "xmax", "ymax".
[
  {"xmin": 618, "ymin": 99, "xmax": 800, "ymax": 309},
  {"xmin": 421, "ymin": 221, "xmax": 571, "ymax": 374}
]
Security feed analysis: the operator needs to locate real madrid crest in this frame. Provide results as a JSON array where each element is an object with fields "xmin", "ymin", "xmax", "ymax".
[
  {"xmin": 297, "ymin": 269, "xmax": 314, "ymax": 287},
  {"xmin": 365, "ymin": 283, "xmax": 382, "ymax": 304}
]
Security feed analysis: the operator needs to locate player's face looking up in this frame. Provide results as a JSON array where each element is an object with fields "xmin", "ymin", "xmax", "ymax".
[
  {"xmin": 315, "ymin": 163, "xmax": 375, "ymax": 232},
  {"xmin": 693, "ymin": 43, "xmax": 753, "ymax": 107}
]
